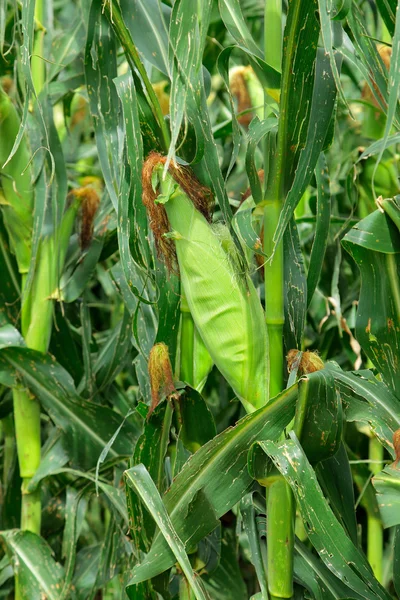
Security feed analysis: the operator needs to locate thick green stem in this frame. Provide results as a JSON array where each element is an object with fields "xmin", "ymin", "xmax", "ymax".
[
  {"xmin": 264, "ymin": 199, "xmax": 292, "ymax": 600},
  {"xmin": 267, "ymin": 477, "xmax": 295, "ymax": 600},
  {"xmin": 2, "ymin": 414, "xmax": 15, "ymax": 490},
  {"xmin": 14, "ymin": 201, "xmax": 80, "ymax": 540},
  {"xmin": 32, "ymin": 0, "xmax": 45, "ymax": 96},
  {"xmin": 13, "ymin": 387, "xmax": 41, "ymax": 533},
  {"xmin": 264, "ymin": 202, "xmax": 284, "ymax": 400},
  {"xmin": 368, "ymin": 436, "xmax": 383, "ymax": 582},
  {"xmin": 263, "ymin": 3, "xmax": 294, "ymax": 595},
  {"xmin": 104, "ymin": 0, "xmax": 170, "ymax": 152}
]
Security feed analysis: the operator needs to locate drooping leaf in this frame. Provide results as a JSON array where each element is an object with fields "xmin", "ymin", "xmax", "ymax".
[
  {"xmin": 273, "ymin": 49, "xmax": 339, "ymax": 250},
  {"xmin": 203, "ymin": 528, "xmax": 247, "ymax": 600},
  {"xmin": 125, "ymin": 463, "xmax": 210, "ymax": 600},
  {"xmin": 260, "ymin": 434, "xmax": 391, "ymax": 600},
  {"xmin": 342, "ymin": 210, "xmax": 400, "ymax": 398},
  {"xmin": 294, "ymin": 539, "xmax": 365, "ymax": 600},
  {"xmin": 283, "ymin": 218, "xmax": 307, "ymax": 351},
  {"xmin": 316, "ymin": 443, "xmax": 358, "ymax": 546},
  {"xmin": 328, "ymin": 365, "xmax": 400, "ymax": 455},
  {"xmin": 128, "ymin": 384, "xmax": 299, "ymax": 583},
  {"xmin": 307, "ymin": 153, "xmax": 331, "ymax": 306},
  {"xmin": 372, "ymin": 465, "xmax": 400, "ymax": 528},
  {"xmin": 1, "ymin": 530, "xmax": 67, "ymax": 600},
  {"xmin": 0, "ymin": 347, "xmax": 139, "ymax": 470}
]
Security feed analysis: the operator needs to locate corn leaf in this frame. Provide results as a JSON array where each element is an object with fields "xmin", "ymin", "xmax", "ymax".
[
  {"xmin": 125, "ymin": 463, "xmax": 210, "ymax": 600},
  {"xmin": 0, "ymin": 530, "xmax": 67, "ymax": 600},
  {"xmin": 0, "ymin": 347, "xmax": 139, "ymax": 470},
  {"xmin": 273, "ymin": 49, "xmax": 339, "ymax": 251},
  {"xmin": 127, "ymin": 384, "xmax": 299, "ymax": 584},
  {"xmin": 328, "ymin": 365, "xmax": 400, "ymax": 454},
  {"xmin": 372, "ymin": 465, "xmax": 400, "ymax": 528},
  {"xmin": 283, "ymin": 218, "xmax": 307, "ymax": 351},
  {"xmin": 260, "ymin": 434, "xmax": 391, "ymax": 600},
  {"xmin": 316, "ymin": 443, "xmax": 358, "ymax": 546},
  {"xmin": 342, "ymin": 210, "xmax": 400, "ymax": 398},
  {"xmin": 307, "ymin": 153, "xmax": 331, "ymax": 307},
  {"xmin": 294, "ymin": 539, "xmax": 365, "ymax": 600}
]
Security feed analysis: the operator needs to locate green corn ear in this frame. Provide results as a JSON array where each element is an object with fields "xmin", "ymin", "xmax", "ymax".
[
  {"xmin": 151, "ymin": 164, "xmax": 269, "ymax": 411},
  {"xmin": 192, "ymin": 326, "xmax": 214, "ymax": 393},
  {"xmin": 0, "ymin": 89, "xmax": 33, "ymax": 273}
]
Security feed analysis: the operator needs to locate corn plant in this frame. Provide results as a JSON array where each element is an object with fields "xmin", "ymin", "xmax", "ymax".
[{"xmin": 0, "ymin": 0, "xmax": 400, "ymax": 599}]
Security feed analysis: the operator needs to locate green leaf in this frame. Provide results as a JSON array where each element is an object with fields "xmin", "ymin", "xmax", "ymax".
[
  {"xmin": 120, "ymin": 0, "xmax": 170, "ymax": 76},
  {"xmin": 245, "ymin": 117, "xmax": 277, "ymax": 205},
  {"xmin": 273, "ymin": 49, "xmax": 339, "ymax": 250},
  {"xmin": 373, "ymin": 1, "xmax": 400, "ymax": 191},
  {"xmin": 125, "ymin": 463, "xmax": 210, "ymax": 600},
  {"xmin": 218, "ymin": 0, "xmax": 280, "ymax": 90},
  {"xmin": 1, "ymin": 530, "xmax": 67, "ymax": 600},
  {"xmin": 296, "ymin": 370, "xmax": 343, "ymax": 465},
  {"xmin": 240, "ymin": 493, "xmax": 268, "ymax": 599},
  {"xmin": 49, "ymin": 17, "xmax": 85, "ymax": 81},
  {"xmin": 283, "ymin": 218, "xmax": 307, "ymax": 351},
  {"xmin": 342, "ymin": 211, "xmax": 400, "ymax": 398},
  {"xmin": 372, "ymin": 465, "xmax": 400, "ymax": 528},
  {"xmin": 128, "ymin": 402, "xmax": 173, "ymax": 552},
  {"xmin": 328, "ymin": 366, "xmax": 400, "ymax": 455},
  {"xmin": 92, "ymin": 308, "xmax": 133, "ymax": 393},
  {"xmin": 294, "ymin": 539, "xmax": 365, "ymax": 600},
  {"xmin": 167, "ymin": 0, "xmax": 212, "ymax": 167},
  {"xmin": 0, "ymin": 324, "xmax": 25, "ymax": 349},
  {"xmin": 271, "ymin": 0, "xmax": 319, "ymax": 196},
  {"xmin": 394, "ymin": 526, "xmax": 400, "ymax": 597},
  {"xmin": 0, "ymin": 217, "xmax": 20, "ymax": 327},
  {"xmin": 129, "ymin": 384, "xmax": 298, "ymax": 583},
  {"xmin": 260, "ymin": 434, "xmax": 391, "ymax": 600},
  {"xmin": 0, "ymin": 347, "xmax": 139, "ymax": 470},
  {"xmin": 307, "ymin": 154, "xmax": 331, "ymax": 306},
  {"xmin": 346, "ymin": 7, "xmax": 392, "ymax": 119},
  {"xmin": 60, "ymin": 237, "xmax": 105, "ymax": 304},
  {"xmin": 177, "ymin": 386, "xmax": 217, "ymax": 453},
  {"xmin": 85, "ymin": 5, "xmax": 120, "ymax": 210},
  {"xmin": 248, "ymin": 371, "xmax": 341, "ymax": 482},
  {"xmin": 218, "ymin": 0, "xmax": 263, "ymax": 59},
  {"xmin": 203, "ymin": 528, "xmax": 247, "ymax": 600},
  {"xmin": 316, "ymin": 443, "xmax": 358, "ymax": 546},
  {"xmin": 376, "ymin": 0, "xmax": 397, "ymax": 36}
]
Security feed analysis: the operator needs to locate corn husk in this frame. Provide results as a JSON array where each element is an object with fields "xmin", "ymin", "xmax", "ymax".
[{"xmin": 143, "ymin": 155, "xmax": 269, "ymax": 411}]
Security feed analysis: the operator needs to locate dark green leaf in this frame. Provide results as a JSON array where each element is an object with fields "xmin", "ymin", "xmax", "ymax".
[
  {"xmin": 260, "ymin": 434, "xmax": 391, "ymax": 600},
  {"xmin": 129, "ymin": 384, "xmax": 298, "ymax": 583},
  {"xmin": 372, "ymin": 465, "xmax": 400, "ymax": 528},
  {"xmin": 316, "ymin": 443, "xmax": 358, "ymax": 546},
  {"xmin": 0, "ymin": 347, "xmax": 139, "ymax": 470},
  {"xmin": 307, "ymin": 154, "xmax": 331, "ymax": 306},
  {"xmin": 1, "ymin": 530, "xmax": 67, "ymax": 600},
  {"xmin": 283, "ymin": 218, "xmax": 307, "ymax": 351},
  {"xmin": 125, "ymin": 463, "xmax": 210, "ymax": 600},
  {"xmin": 342, "ymin": 211, "xmax": 400, "ymax": 397}
]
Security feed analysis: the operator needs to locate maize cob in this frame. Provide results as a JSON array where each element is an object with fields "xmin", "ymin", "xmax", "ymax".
[{"xmin": 143, "ymin": 154, "xmax": 269, "ymax": 411}]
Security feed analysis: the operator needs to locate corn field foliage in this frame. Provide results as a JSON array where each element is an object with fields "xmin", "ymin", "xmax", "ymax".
[{"xmin": 1, "ymin": 0, "xmax": 400, "ymax": 598}]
